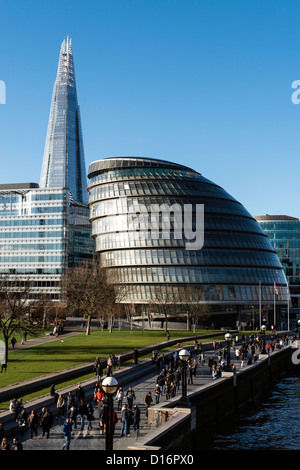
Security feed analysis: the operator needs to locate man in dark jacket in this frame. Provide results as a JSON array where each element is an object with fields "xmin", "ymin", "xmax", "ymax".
[
  {"xmin": 126, "ymin": 386, "xmax": 136, "ymax": 408},
  {"xmin": 10, "ymin": 437, "xmax": 23, "ymax": 450},
  {"xmin": 78, "ymin": 399, "xmax": 88, "ymax": 431},
  {"xmin": 132, "ymin": 404, "xmax": 140, "ymax": 432},
  {"xmin": 144, "ymin": 392, "xmax": 153, "ymax": 418},
  {"xmin": 76, "ymin": 385, "xmax": 85, "ymax": 403},
  {"xmin": 40, "ymin": 408, "xmax": 53, "ymax": 438}
]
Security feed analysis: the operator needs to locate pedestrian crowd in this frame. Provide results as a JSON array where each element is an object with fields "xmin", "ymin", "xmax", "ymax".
[{"xmin": 0, "ymin": 332, "xmax": 290, "ymax": 450}]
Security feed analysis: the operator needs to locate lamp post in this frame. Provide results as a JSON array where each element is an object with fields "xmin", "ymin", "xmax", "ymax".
[
  {"xmin": 225, "ymin": 332, "xmax": 232, "ymax": 371},
  {"xmin": 102, "ymin": 376, "xmax": 118, "ymax": 451},
  {"xmin": 298, "ymin": 320, "xmax": 300, "ymax": 339},
  {"xmin": 261, "ymin": 324, "xmax": 267, "ymax": 354},
  {"xmin": 179, "ymin": 349, "xmax": 190, "ymax": 407}
]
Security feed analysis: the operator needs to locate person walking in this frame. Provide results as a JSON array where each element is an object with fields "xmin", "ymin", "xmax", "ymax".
[
  {"xmin": 57, "ymin": 394, "xmax": 65, "ymax": 418},
  {"xmin": 120, "ymin": 404, "xmax": 130, "ymax": 437},
  {"xmin": 107, "ymin": 356, "xmax": 113, "ymax": 375},
  {"xmin": 86, "ymin": 403, "xmax": 94, "ymax": 431},
  {"xmin": 95, "ymin": 362, "xmax": 103, "ymax": 382},
  {"xmin": 187, "ymin": 363, "xmax": 194, "ymax": 385},
  {"xmin": 78, "ymin": 399, "xmax": 88, "ymax": 431},
  {"xmin": 66, "ymin": 391, "xmax": 75, "ymax": 417},
  {"xmin": 99, "ymin": 398, "xmax": 107, "ymax": 435},
  {"xmin": 76, "ymin": 384, "xmax": 85, "ymax": 403},
  {"xmin": 144, "ymin": 391, "xmax": 153, "ymax": 418},
  {"xmin": 126, "ymin": 386, "xmax": 136, "ymax": 408},
  {"xmin": 174, "ymin": 369, "xmax": 181, "ymax": 391},
  {"xmin": 154, "ymin": 385, "xmax": 161, "ymax": 404},
  {"xmin": 133, "ymin": 348, "xmax": 139, "ymax": 364},
  {"xmin": 28, "ymin": 409, "xmax": 39, "ymax": 438},
  {"xmin": 157, "ymin": 373, "xmax": 165, "ymax": 395},
  {"xmin": 116, "ymin": 387, "xmax": 124, "ymax": 411},
  {"xmin": 132, "ymin": 404, "xmax": 141, "ymax": 433},
  {"xmin": 40, "ymin": 408, "xmax": 53, "ymax": 438},
  {"xmin": 17, "ymin": 407, "xmax": 28, "ymax": 437},
  {"xmin": 61, "ymin": 418, "xmax": 72, "ymax": 450},
  {"xmin": 68, "ymin": 404, "xmax": 78, "ymax": 430}
]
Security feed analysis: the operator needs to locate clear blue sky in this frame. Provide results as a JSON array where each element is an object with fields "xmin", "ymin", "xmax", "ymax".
[{"xmin": 0, "ymin": 0, "xmax": 300, "ymax": 218}]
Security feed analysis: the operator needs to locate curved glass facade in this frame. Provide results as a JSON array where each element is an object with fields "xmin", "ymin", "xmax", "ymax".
[{"xmin": 88, "ymin": 157, "xmax": 288, "ymax": 306}]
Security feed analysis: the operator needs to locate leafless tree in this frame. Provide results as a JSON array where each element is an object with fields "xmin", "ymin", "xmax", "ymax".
[
  {"xmin": 61, "ymin": 263, "xmax": 128, "ymax": 334},
  {"xmin": 151, "ymin": 285, "xmax": 181, "ymax": 332},
  {"xmin": 61, "ymin": 262, "xmax": 111, "ymax": 335},
  {"xmin": 0, "ymin": 276, "xmax": 43, "ymax": 362},
  {"xmin": 179, "ymin": 286, "xmax": 211, "ymax": 331}
]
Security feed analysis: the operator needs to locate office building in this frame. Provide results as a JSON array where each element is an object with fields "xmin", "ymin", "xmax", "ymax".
[
  {"xmin": 0, "ymin": 39, "xmax": 94, "ymax": 302},
  {"xmin": 0, "ymin": 184, "xmax": 94, "ymax": 300},
  {"xmin": 40, "ymin": 37, "xmax": 88, "ymax": 204},
  {"xmin": 256, "ymin": 215, "xmax": 300, "ymax": 312}
]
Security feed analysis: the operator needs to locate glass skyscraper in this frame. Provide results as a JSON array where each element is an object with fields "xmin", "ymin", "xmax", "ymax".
[
  {"xmin": 255, "ymin": 215, "xmax": 300, "ymax": 308},
  {"xmin": 88, "ymin": 156, "xmax": 288, "ymax": 326},
  {"xmin": 0, "ymin": 39, "xmax": 94, "ymax": 302},
  {"xmin": 40, "ymin": 37, "xmax": 88, "ymax": 205}
]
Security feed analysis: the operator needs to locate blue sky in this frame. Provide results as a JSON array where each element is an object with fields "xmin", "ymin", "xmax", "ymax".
[{"xmin": 0, "ymin": 0, "xmax": 300, "ymax": 218}]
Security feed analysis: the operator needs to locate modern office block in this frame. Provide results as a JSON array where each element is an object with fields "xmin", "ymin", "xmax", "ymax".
[
  {"xmin": 40, "ymin": 37, "xmax": 88, "ymax": 204},
  {"xmin": 88, "ymin": 157, "xmax": 288, "ymax": 324},
  {"xmin": 255, "ymin": 215, "xmax": 300, "ymax": 308},
  {"xmin": 0, "ymin": 184, "xmax": 94, "ymax": 300}
]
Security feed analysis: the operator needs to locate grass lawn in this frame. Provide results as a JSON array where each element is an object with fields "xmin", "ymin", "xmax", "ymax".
[
  {"xmin": 1, "ymin": 329, "xmax": 220, "ymax": 386},
  {"xmin": 0, "ymin": 328, "xmax": 233, "ymax": 410}
]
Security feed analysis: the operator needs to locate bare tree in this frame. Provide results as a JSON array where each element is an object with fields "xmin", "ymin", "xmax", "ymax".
[
  {"xmin": 61, "ymin": 262, "xmax": 112, "ymax": 335},
  {"xmin": 101, "ymin": 269, "xmax": 129, "ymax": 333},
  {"xmin": 0, "ymin": 276, "xmax": 43, "ymax": 362},
  {"xmin": 179, "ymin": 286, "xmax": 210, "ymax": 331},
  {"xmin": 151, "ymin": 285, "xmax": 181, "ymax": 332}
]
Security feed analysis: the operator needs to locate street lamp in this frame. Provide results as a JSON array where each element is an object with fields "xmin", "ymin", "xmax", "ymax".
[
  {"xmin": 179, "ymin": 349, "xmax": 190, "ymax": 407},
  {"xmin": 225, "ymin": 332, "xmax": 232, "ymax": 371},
  {"xmin": 102, "ymin": 376, "xmax": 118, "ymax": 451},
  {"xmin": 261, "ymin": 324, "xmax": 267, "ymax": 354}
]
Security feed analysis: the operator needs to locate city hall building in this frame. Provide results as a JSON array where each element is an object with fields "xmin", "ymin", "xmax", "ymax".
[{"xmin": 88, "ymin": 156, "xmax": 289, "ymax": 328}]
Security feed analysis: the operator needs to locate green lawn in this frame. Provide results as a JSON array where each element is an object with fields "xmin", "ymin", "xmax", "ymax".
[
  {"xmin": 0, "ymin": 329, "xmax": 220, "ymax": 388},
  {"xmin": 0, "ymin": 328, "xmax": 239, "ymax": 410}
]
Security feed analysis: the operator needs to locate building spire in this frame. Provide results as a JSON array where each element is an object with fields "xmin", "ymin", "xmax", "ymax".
[{"xmin": 40, "ymin": 38, "xmax": 87, "ymax": 204}]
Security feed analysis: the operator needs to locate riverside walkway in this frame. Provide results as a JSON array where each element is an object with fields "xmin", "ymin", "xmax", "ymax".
[{"xmin": 0, "ymin": 329, "xmax": 289, "ymax": 451}]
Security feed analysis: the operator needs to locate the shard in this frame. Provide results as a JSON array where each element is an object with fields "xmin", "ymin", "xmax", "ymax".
[{"xmin": 40, "ymin": 37, "xmax": 88, "ymax": 204}]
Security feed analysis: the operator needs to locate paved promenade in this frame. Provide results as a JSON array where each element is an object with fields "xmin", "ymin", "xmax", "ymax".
[{"xmin": 1, "ymin": 329, "xmax": 289, "ymax": 451}]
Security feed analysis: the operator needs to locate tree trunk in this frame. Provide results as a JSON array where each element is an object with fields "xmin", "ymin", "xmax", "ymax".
[
  {"xmin": 4, "ymin": 336, "xmax": 9, "ymax": 363},
  {"xmin": 85, "ymin": 315, "xmax": 91, "ymax": 335}
]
